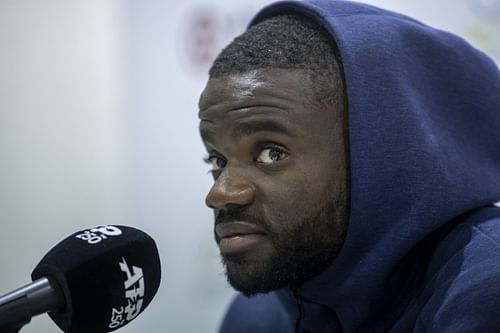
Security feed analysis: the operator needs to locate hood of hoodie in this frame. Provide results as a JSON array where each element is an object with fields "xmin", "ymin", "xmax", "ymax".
[{"xmin": 249, "ymin": 0, "xmax": 500, "ymax": 330}]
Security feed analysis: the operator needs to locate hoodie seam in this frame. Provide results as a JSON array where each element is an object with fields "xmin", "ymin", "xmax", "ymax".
[{"xmin": 471, "ymin": 224, "xmax": 500, "ymax": 250}]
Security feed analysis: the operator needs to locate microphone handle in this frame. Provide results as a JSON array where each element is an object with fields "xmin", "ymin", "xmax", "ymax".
[{"xmin": 0, "ymin": 278, "xmax": 64, "ymax": 331}]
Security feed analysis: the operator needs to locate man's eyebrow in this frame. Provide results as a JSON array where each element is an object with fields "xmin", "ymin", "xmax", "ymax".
[
  {"xmin": 232, "ymin": 120, "xmax": 293, "ymax": 141},
  {"xmin": 199, "ymin": 126, "xmax": 214, "ymax": 142},
  {"xmin": 199, "ymin": 119, "xmax": 296, "ymax": 143}
]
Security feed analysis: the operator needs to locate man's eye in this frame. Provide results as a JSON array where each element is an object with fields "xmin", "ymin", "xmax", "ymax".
[
  {"xmin": 256, "ymin": 147, "xmax": 287, "ymax": 164},
  {"xmin": 206, "ymin": 156, "xmax": 226, "ymax": 171}
]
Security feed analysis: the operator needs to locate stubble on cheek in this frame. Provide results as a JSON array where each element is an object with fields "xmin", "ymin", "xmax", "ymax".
[{"xmin": 217, "ymin": 197, "xmax": 347, "ymax": 295}]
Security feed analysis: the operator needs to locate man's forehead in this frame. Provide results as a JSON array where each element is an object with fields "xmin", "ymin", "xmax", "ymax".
[
  {"xmin": 220, "ymin": 70, "xmax": 266, "ymax": 96},
  {"xmin": 199, "ymin": 70, "xmax": 267, "ymax": 112},
  {"xmin": 198, "ymin": 69, "xmax": 316, "ymax": 118}
]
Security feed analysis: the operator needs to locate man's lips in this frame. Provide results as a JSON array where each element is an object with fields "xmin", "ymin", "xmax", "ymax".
[
  {"xmin": 215, "ymin": 221, "xmax": 266, "ymax": 238},
  {"xmin": 215, "ymin": 222, "xmax": 267, "ymax": 255}
]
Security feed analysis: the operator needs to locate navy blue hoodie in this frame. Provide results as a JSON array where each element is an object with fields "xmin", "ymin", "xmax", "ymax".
[{"xmin": 218, "ymin": 1, "xmax": 500, "ymax": 332}]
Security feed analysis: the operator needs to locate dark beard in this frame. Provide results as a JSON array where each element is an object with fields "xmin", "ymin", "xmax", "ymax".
[{"xmin": 215, "ymin": 198, "xmax": 346, "ymax": 296}]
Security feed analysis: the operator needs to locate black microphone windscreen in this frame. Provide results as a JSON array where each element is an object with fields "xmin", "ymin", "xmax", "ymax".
[{"xmin": 31, "ymin": 225, "xmax": 161, "ymax": 333}]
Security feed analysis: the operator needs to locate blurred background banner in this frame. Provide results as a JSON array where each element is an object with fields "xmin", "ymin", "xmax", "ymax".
[{"xmin": 0, "ymin": 0, "xmax": 498, "ymax": 332}]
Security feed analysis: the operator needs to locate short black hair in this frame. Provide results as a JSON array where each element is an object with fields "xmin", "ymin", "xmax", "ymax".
[{"xmin": 209, "ymin": 14, "xmax": 345, "ymax": 110}]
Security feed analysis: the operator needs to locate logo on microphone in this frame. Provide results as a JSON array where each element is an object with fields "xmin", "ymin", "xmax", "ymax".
[
  {"xmin": 75, "ymin": 225, "xmax": 123, "ymax": 244},
  {"xmin": 109, "ymin": 258, "xmax": 145, "ymax": 329}
]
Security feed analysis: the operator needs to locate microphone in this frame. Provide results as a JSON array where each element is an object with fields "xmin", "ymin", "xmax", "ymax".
[{"xmin": 0, "ymin": 225, "xmax": 161, "ymax": 333}]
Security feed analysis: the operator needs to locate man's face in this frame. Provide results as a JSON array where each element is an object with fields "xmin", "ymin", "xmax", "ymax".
[{"xmin": 198, "ymin": 68, "xmax": 348, "ymax": 295}]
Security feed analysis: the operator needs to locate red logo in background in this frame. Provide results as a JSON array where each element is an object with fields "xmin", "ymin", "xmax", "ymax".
[{"xmin": 177, "ymin": 4, "xmax": 258, "ymax": 77}]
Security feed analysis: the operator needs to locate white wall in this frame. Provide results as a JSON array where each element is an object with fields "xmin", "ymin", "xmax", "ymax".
[
  {"xmin": 0, "ymin": 1, "xmax": 125, "ymax": 331},
  {"xmin": 0, "ymin": 0, "xmax": 498, "ymax": 333}
]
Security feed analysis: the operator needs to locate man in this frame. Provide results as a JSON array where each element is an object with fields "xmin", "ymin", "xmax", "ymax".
[{"xmin": 198, "ymin": 1, "xmax": 500, "ymax": 332}]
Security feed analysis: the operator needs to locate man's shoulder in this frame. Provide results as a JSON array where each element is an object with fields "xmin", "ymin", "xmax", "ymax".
[
  {"xmin": 428, "ymin": 206, "xmax": 500, "ymax": 270},
  {"xmin": 468, "ymin": 205, "xmax": 500, "ymax": 248},
  {"xmin": 219, "ymin": 292, "xmax": 292, "ymax": 333},
  {"xmin": 444, "ymin": 206, "xmax": 500, "ymax": 264},
  {"xmin": 418, "ymin": 206, "xmax": 500, "ymax": 332}
]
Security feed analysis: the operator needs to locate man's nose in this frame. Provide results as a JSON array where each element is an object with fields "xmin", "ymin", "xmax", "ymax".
[{"xmin": 205, "ymin": 171, "xmax": 256, "ymax": 210}]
